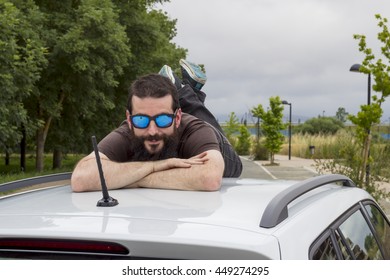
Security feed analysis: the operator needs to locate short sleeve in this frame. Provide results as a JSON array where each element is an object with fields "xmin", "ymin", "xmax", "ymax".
[{"xmin": 178, "ymin": 116, "xmax": 220, "ymax": 158}]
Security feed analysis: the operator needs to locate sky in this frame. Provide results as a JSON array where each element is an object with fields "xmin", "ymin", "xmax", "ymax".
[{"xmin": 156, "ymin": 0, "xmax": 390, "ymax": 124}]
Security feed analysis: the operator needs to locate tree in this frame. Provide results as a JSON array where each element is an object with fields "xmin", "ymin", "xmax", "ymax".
[
  {"xmin": 26, "ymin": 0, "xmax": 131, "ymax": 171},
  {"xmin": 2, "ymin": 0, "xmax": 188, "ymax": 172},
  {"xmin": 294, "ymin": 117, "xmax": 344, "ymax": 135},
  {"xmin": 335, "ymin": 107, "xmax": 348, "ymax": 123},
  {"xmin": 235, "ymin": 125, "xmax": 251, "ymax": 155},
  {"xmin": 350, "ymin": 14, "xmax": 390, "ymax": 185},
  {"xmin": 252, "ymin": 96, "xmax": 287, "ymax": 165},
  {"xmin": 114, "ymin": 0, "xmax": 187, "ymax": 84},
  {"xmin": 223, "ymin": 112, "xmax": 240, "ymax": 146},
  {"xmin": 0, "ymin": 0, "xmax": 47, "ymax": 168},
  {"xmin": 41, "ymin": 0, "xmax": 186, "ymax": 170}
]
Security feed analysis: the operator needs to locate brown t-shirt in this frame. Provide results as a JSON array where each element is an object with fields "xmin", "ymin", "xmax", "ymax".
[{"xmin": 98, "ymin": 113, "xmax": 220, "ymax": 162}]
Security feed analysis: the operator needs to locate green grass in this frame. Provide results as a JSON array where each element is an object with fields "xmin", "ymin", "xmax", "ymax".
[{"xmin": 0, "ymin": 153, "xmax": 84, "ymax": 184}]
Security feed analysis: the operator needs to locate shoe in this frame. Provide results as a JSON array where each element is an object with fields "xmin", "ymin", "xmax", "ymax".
[
  {"xmin": 159, "ymin": 65, "xmax": 182, "ymax": 90},
  {"xmin": 179, "ymin": 59, "xmax": 207, "ymax": 91}
]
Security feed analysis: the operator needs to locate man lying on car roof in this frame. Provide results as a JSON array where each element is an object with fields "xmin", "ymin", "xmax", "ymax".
[{"xmin": 71, "ymin": 60, "xmax": 242, "ymax": 192}]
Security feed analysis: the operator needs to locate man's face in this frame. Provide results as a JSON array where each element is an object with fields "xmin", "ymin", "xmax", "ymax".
[{"xmin": 127, "ymin": 95, "xmax": 182, "ymax": 157}]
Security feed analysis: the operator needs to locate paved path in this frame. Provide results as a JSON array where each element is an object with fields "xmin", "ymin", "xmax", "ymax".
[
  {"xmin": 240, "ymin": 155, "xmax": 318, "ymax": 180},
  {"xmin": 239, "ymin": 155, "xmax": 390, "ymax": 217}
]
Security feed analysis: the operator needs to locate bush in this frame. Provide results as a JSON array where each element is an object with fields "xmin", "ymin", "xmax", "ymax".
[
  {"xmin": 251, "ymin": 139, "xmax": 268, "ymax": 160},
  {"xmin": 294, "ymin": 117, "xmax": 344, "ymax": 135},
  {"xmin": 235, "ymin": 125, "xmax": 251, "ymax": 155}
]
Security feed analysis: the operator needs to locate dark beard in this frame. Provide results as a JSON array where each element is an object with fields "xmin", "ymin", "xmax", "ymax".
[{"xmin": 130, "ymin": 129, "xmax": 179, "ymax": 161}]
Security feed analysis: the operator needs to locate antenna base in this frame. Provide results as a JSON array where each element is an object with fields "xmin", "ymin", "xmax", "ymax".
[{"xmin": 97, "ymin": 196, "xmax": 119, "ymax": 207}]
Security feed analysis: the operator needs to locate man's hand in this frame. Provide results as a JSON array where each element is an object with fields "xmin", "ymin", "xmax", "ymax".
[
  {"xmin": 138, "ymin": 150, "xmax": 223, "ymax": 191},
  {"xmin": 152, "ymin": 151, "xmax": 209, "ymax": 172}
]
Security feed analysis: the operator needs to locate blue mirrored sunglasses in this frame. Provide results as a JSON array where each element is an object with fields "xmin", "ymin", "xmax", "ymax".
[{"xmin": 130, "ymin": 110, "xmax": 177, "ymax": 129}]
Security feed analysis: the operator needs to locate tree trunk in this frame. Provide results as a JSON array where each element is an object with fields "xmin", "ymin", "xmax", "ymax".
[
  {"xmin": 35, "ymin": 117, "xmax": 52, "ymax": 172},
  {"xmin": 361, "ymin": 134, "xmax": 371, "ymax": 186},
  {"xmin": 35, "ymin": 91, "xmax": 65, "ymax": 172},
  {"xmin": 52, "ymin": 148, "xmax": 62, "ymax": 169},
  {"xmin": 36, "ymin": 128, "xmax": 45, "ymax": 172},
  {"xmin": 20, "ymin": 125, "xmax": 26, "ymax": 172},
  {"xmin": 5, "ymin": 148, "xmax": 10, "ymax": 166}
]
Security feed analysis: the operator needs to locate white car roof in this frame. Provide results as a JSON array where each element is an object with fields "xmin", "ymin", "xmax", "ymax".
[{"xmin": 0, "ymin": 176, "xmax": 374, "ymax": 259}]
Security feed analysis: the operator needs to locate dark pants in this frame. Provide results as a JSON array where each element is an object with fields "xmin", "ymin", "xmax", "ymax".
[{"xmin": 179, "ymin": 85, "xmax": 243, "ymax": 177}]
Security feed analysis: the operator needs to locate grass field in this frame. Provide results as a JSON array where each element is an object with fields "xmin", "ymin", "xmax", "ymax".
[{"xmin": 0, "ymin": 154, "xmax": 84, "ymax": 184}]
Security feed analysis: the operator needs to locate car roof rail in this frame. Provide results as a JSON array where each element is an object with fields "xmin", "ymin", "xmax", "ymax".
[
  {"xmin": 259, "ymin": 174, "xmax": 356, "ymax": 228},
  {"xmin": 0, "ymin": 172, "xmax": 72, "ymax": 193}
]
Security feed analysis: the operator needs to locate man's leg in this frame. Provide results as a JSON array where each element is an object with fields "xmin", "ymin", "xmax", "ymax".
[
  {"xmin": 159, "ymin": 63, "xmax": 223, "ymax": 132},
  {"xmin": 178, "ymin": 84, "xmax": 224, "ymax": 133},
  {"xmin": 179, "ymin": 61, "xmax": 242, "ymax": 177},
  {"xmin": 160, "ymin": 62, "xmax": 243, "ymax": 177}
]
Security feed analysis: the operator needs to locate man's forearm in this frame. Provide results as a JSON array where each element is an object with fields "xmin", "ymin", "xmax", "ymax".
[
  {"xmin": 133, "ymin": 151, "xmax": 224, "ymax": 191},
  {"xmin": 134, "ymin": 166, "xmax": 222, "ymax": 191},
  {"xmin": 71, "ymin": 154, "xmax": 155, "ymax": 192}
]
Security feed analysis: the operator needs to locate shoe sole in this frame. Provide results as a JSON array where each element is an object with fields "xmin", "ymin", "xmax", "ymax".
[
  {"xmin": 159, "ymin": 65, "xmax": 176, "ymax": 84},
  {"xmin": 179, "ymin": 59, "xmax": 207, "ymax": 84}
]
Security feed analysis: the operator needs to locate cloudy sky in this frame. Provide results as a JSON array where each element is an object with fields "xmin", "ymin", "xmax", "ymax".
[{"xmin": 156, "ymin": 0, "xmax": 390, "ymax": 123}]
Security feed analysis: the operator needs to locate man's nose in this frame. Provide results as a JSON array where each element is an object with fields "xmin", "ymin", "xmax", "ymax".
[{"xmin": 147, "ymin": 120, "xmax": 159, "ymax": 135}]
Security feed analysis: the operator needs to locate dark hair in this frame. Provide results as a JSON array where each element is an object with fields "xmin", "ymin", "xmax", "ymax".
[{"xmin": 127, "ymin": 74, "xmax": 179, "ymax": 113}]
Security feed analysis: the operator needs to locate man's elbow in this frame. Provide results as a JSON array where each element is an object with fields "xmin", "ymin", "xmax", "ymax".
[
  {"xmin": 200, "ymin": 172, "xmax": 222, "ymax": 191},
  {"xmin": 71, "ymin": 172, "xmax": 89, "ymax": 192}
]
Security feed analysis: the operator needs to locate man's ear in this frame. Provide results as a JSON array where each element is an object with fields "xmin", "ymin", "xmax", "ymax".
[
  {"xmin": 126, "ymin": 110, "xmax": 132, "ymax": 129},
  {"xmin": 175, "ymin": 108, "xmax": 182, "ymax": 128}
]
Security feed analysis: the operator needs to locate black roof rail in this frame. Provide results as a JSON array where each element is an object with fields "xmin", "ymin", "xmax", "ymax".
[
  {"xmin": 259, "ymin": 174, "xmax": 356, "ymax": 228},
  {"xmin": 0, "ymin": 172, "xmax": 72, "ymax": 193}
]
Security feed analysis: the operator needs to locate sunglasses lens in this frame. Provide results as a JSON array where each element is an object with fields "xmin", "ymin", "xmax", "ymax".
[
  {"xmin": 131, "ymin": 115, "xmax": 150, "ymax": 129},
  {"xmin": 155, "ymin": 114, "xmax": 174, "ymax": 128}
]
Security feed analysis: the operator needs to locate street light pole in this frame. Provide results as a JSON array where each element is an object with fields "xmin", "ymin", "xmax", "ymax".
[
  {"xmin": 350, "ymin": 63, "xmax": 371, "ymax": 105},
  {"xmin": 350, "ymin": 63, "xmax": 371, "ymax": 182},
  {"xmin": 282, "ymin": 100, "xmax": 292, "ymax": 160}
]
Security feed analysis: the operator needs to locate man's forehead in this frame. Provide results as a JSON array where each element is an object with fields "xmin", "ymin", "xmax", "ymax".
[
  {"xmin": 132, "ymin": 95, "xmax": 173, "ymax": 104},
  {"xmin": 131, "ymin": 95, "xmax": 174, "ymax": 113}
]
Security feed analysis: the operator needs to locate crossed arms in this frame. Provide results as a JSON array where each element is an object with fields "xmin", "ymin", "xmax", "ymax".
[{"xmin": 71, "ymin": 150, "xmax": 224, "ymax": 192}]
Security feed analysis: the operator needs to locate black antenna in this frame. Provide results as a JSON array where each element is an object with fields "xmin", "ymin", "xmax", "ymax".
[{"xmin": 92, "ymin": 136, "xmax": 118, "ymax": 207}]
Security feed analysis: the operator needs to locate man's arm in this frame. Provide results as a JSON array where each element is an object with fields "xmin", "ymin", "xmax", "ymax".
[
  {"xmin": 130, "ymin": 150, "xmax": 224, "ymax": 191},
  {"xmin": 70, "ymin": 151, "xmax": 216, "ymax": 192}
]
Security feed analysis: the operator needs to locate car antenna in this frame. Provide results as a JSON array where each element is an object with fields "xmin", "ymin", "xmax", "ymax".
[{"xmin": 92, "ymin": 136, "xmax": 119, "ymax": 207}]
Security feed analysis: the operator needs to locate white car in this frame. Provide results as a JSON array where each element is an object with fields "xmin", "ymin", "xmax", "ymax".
[{"xmin": 0, "ymin": 173, "xmax": 389, "ymax": 259}]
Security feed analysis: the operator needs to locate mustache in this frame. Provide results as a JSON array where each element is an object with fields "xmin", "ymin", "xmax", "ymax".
[{"xmin": 143, "ymin": 135, "xmax": 164, "ymax": 142}]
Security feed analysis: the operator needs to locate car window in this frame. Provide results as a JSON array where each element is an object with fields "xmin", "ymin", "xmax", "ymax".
[
  {"xmin": 334, "ymin": 230, "xmax": 352, "ymax": 260},
  {"xmin": 311, "ymin": 202, "xmax": 390, "ymax": 260},
  {"xmin": 338, "ymin": 210, "xmax": 382, "ymax": 260},
  {"xmin": 312, "ymin": 229, "xmax": 353, "ymax": 260},
  {"xmin": 311, "ymin": 234, "xmax": 338, "ymax": 260},
  {"xmin": 364, "ymin": 204, "xmax": 390, "ymax": 259}
]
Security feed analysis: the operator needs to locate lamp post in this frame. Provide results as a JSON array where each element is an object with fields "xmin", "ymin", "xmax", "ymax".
[
  {"xmin": 282, "ymin": 100, "xmax": 292, "ymax": 160},
  {"xmin": 350, "ymin": 64, "xmax": 371, "ymax": 105},
  {"xmin": 349, "ymin": 63, "xmax": 371, "ymax": 182}
]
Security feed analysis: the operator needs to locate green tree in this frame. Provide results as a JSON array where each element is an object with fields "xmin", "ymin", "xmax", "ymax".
[
  {"xmin": 350, "ymin": 14, "xmax": 390, "ymax": 185},
  {"xmin": 44, "ymin": 0, "xmax": 186, "ymax": 170},
  {"xmin": 235, "ymin": 125, "xmax": 251, "ymax": 155},
  {"xmin": 28, "ymin": 0, "xmax": 131, "ymax": 171},
  {"xmin": 335, "ymin": 107, "xmax": 348, "ymax": 123},
  {"xmin": 0, "ymin": 0, "xmax": 47, "ymax": 166},
  {"xmin": 223, "ymin": 112, "xmax": 240, "ymax": 146},
  {"xmin": 2, "ymin": 0, "xmax": 188, "ymax": 172},
  {"xmin": 114, "ymin": 0, "xmax": 187, "ymax": 84},
  {"xmin": 295, "ymin": 117, "xmax": 344, "ymax": 135},
  {"xmin": 252, "ymin": 96, "xmax": 287, "ymax": 165}
]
